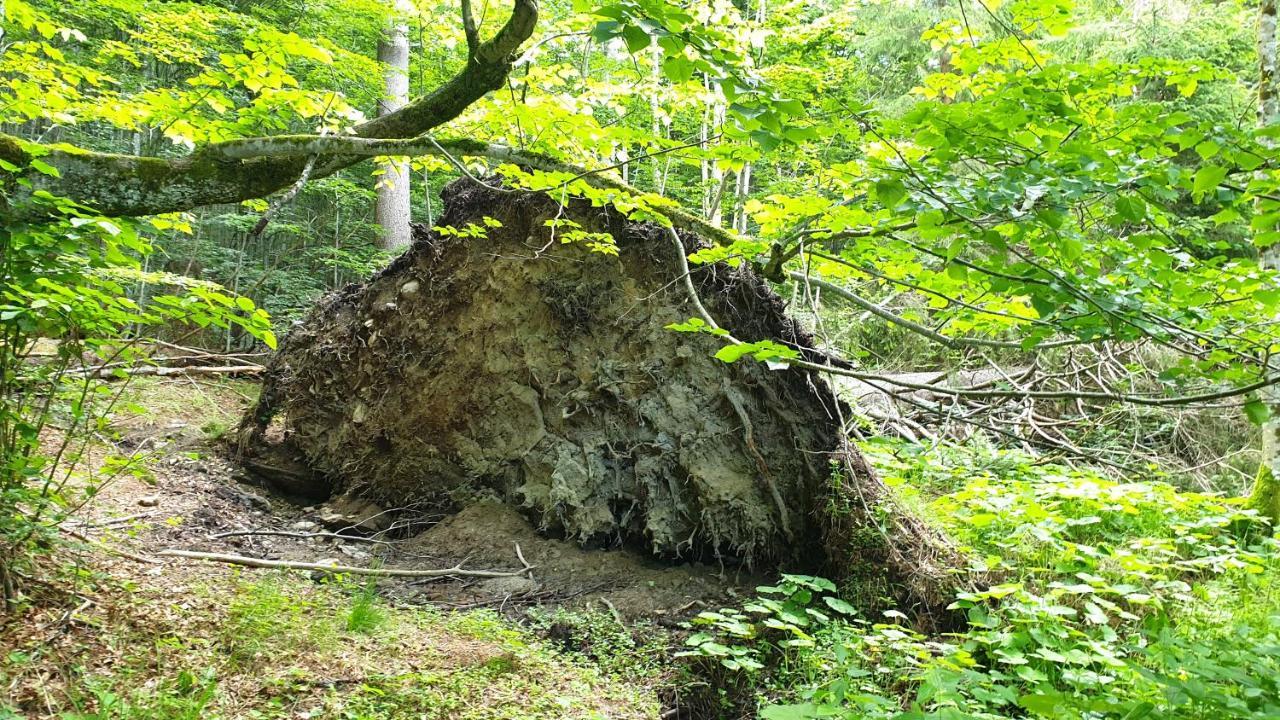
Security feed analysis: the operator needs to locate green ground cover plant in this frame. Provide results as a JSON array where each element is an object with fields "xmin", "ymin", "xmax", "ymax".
[{"xmin": 683, "ymin": 442, "xmax": 1280, "ymax": 719}]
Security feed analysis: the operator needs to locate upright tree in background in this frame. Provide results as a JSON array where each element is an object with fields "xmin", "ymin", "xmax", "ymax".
[
  {"xmin": 1250, "ymin": 0, "xmax": 1280, "ymax": 520},
  {"xmin": 375, "ymin": 0, "xmax": 413, "ymax": 250}
]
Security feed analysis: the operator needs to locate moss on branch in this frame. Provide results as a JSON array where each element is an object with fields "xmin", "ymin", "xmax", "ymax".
[
  {"xmin": 1248, "ymin": 463, "xmax": 1280, "ymax": 523},
  {"xmin": 4, "ymin": 0, "xmax": 539, "ymax": 220}
]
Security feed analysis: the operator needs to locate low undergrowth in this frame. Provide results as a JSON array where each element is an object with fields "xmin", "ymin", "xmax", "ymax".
[
  {"xmin": 0, "ymin": 569, "xmax": 659, "ymax": 719},
  {"xmin": 524, "ymin": 605, "xmax": 673, "ymax": 682},
  {"xmin": 682, "ymin": 440, "xmax": 1280, "ymax": 719}
]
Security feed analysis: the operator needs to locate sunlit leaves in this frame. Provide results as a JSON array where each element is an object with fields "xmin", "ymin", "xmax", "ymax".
[
  {"xmin": 544, "ymin": 218, "xmax": 619, "ymax": 255},
  {"xmin": 1192, "ymin": 165, "xmax": 1229, "ymax": 201},
  {"xmin": 713, "ymin": 339, "xmax": 800, "ymax": 364},
  {"xmin": 581, "ymin": 0, "xmax": 808, "ymax": 148},
  {"xmin": 1, "ymin": 0, "xmax": 361, "ymax": 145},
  {"xmin": 730, "ymin": 6, "xmax": 1280, "ymax": 395},
  {"xmin": 872, "ymin": 178, "xmax": 907, "ymax": 209}
]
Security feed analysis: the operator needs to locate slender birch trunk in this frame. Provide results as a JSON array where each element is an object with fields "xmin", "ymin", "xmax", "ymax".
[
  {"xmin": 651, "ymin": 44, "xmax": 665, "ymax": 194},
  {"xmin": 733, "ymin": 162, "xmax": 751, "ymax": 233},
  {"xmin": 1248, "ymin": 0, "xmax": 1280, "ymax": 521},
  {"xmin": 375, "ymin": 0, "xmax": 413, "ymax": 250}
]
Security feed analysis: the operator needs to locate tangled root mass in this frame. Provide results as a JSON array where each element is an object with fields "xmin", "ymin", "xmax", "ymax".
[{"xmin": 243, "ymin": 180, "xmax": 954, "ymax": 592}]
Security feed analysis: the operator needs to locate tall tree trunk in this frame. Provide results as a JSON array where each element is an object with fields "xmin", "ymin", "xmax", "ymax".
[
  {"xmin": 650, "ymin": 45, "xmax": 664, "ymax": 193},
  {"xmin": 733, "ymin": 163, "xmax": 751, "ymax": 234},
  {"xmin": 1249, "ymin": 0, "xmax": 1280, "ymax": 521},
  {"xmin": 375, "ymin": 0, "xmax": 413, "ymax": 250}
]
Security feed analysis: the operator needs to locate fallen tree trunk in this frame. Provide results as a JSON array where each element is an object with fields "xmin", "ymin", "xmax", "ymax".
[{"xmin": 241, "ymin": 180, "xmax": 960, "ymax": 608}]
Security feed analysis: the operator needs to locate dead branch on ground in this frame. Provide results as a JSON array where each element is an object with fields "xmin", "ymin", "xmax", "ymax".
[{"xmin": 156, "ymin": 549, "xmax": 535, "ymax": 579}]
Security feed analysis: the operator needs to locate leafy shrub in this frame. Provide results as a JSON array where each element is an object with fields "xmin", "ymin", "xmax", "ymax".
[
  {"xmin": 525, "ymin": 605, "xmax": 671, "ymax": 682},
  {"xmin": 681, "ymin": 443, "xmax": 1280, "ymax": 719},
  {"xmin": 0, "ymin": 161, "xmax": 275, "ymax": 604}
]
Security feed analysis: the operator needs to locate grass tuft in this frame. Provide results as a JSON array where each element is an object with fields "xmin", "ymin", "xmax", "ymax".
[{"xmin": 345, "ymin": 579, "xmax": 386, "ymax": 634}]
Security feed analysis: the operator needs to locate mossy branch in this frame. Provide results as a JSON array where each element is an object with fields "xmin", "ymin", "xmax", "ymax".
[
  {"xmin": 2, "ymin": 0, "xmax": 538, "ymax": 220},
  {"xmin": 208, "ymin": 134, "xmax": 739, "ymax": 246}
]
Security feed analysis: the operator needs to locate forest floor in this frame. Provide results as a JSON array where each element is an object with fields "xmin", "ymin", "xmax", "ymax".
[
  {"xmin": 5, "ymin": 376, "xmax": 1280, "ymax": 719},
  {"xmin": 0, "ymin": 377, "xmax": 712, "ymax": 719}
]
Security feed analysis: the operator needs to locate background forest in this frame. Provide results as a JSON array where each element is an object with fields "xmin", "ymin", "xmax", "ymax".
[
  {"xmin": 5, "ymin": 0, "xmax": 1270, "ymax": 480},
  {"xmin": 3, "ymin": 0, "xmax": 1280, "ymax": 718}
]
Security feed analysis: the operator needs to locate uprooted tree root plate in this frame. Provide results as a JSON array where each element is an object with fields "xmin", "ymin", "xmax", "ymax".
[{"xmin": 240, "ymin": 179, "xmax": 962, "ymax": 612}]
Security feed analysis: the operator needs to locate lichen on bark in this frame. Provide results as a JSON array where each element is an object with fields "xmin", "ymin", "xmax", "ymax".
[{"xmin": 1247, "ymin": 463, "xmax": 1280, "ymax": 523}]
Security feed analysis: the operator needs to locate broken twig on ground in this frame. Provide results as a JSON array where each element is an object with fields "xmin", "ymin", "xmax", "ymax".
[{"xmin": 210, "ymin": 529, "xmax": 396, "ymax": 545}]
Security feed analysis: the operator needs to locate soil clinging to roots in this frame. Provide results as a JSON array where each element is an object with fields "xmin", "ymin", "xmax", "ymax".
[{"xmin": 242, "ymin": 180, "xmax": 957, "ymax": 601}]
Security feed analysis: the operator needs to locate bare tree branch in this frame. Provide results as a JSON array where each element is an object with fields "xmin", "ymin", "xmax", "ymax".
[
  {"xmin": 670, "ymin": 227, "xmax": 1280, "ymax": 408},
  {"xmin": 788, "ymin": 270, "xmax": 1084, "ymax": 351},
  {"xmin": 157, "ymin": 549, "xmax": 534, "ymax": 578}
]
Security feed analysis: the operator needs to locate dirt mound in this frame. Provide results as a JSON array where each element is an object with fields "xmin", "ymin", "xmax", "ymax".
[{"xmin": 396, "ymin": 499, "xmax": 761, "ymax": 617}]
